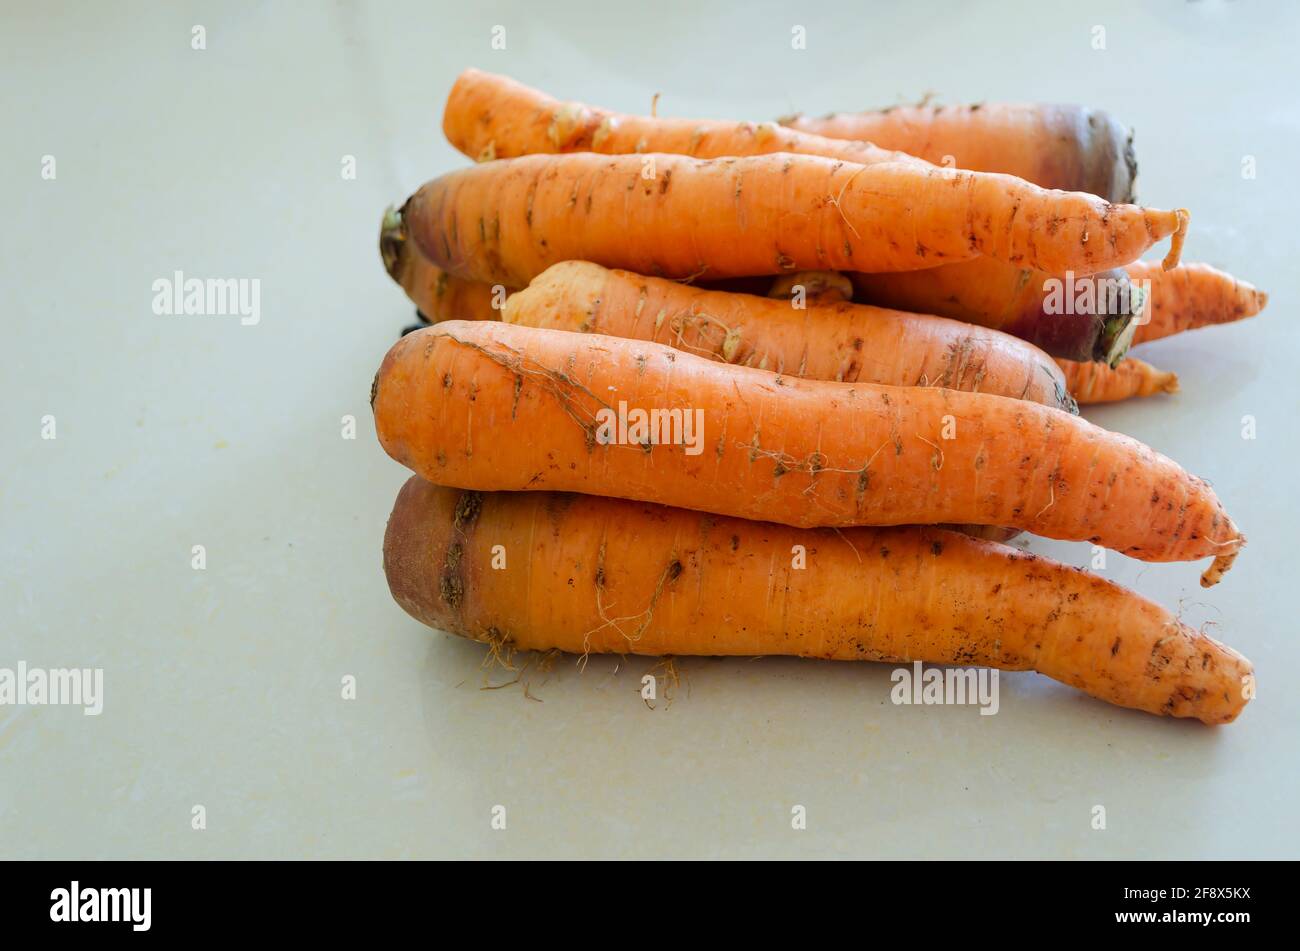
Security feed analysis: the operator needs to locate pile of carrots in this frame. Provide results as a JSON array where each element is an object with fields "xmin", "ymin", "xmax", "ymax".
[{"xmin": 373, "ymin": 69, "xmax": 1267, "ymax": 725}]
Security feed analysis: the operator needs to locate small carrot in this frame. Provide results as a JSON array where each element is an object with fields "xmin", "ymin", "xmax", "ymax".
[
  {"xmin": 403, "ymin": 152, "xmax": 1188, "ymax": 288},
  {"xmin": 385, "ymin": 477, "xmax": 1253, "ymax": 724},
  {"xmin": 1126, "ymin": 261, "xmax": 1270, "ymax": 344},
  {"xmin": 443, "ymin": 67, "xmax": 923, "ymax": 167},
  {"xmin": 503, "ymin": 260, "xmax": 1076, "ymax": 412},
  {"xmin": 779, "ymin": 102, "xmax": 1137, "ymax": 202},
  {"xmin": 1058, "ymin": 356, "xmax": 1179, "ymax": 404},
  {"xmin": 381, "ymin": 206, "xmax": 504, "ymax": 322},
  {"xmin": 372, "ymin": 320, "xmax": 1243, "ymax": 583}
]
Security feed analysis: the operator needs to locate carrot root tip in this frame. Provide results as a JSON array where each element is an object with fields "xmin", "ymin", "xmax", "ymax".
[
  {"xmin": 1161, "ymin": 208, "xmax": 1191, "ymax": 271},
  {"xmin": 1199, "ymin": 543, "xmax": 1242, "ymax": 588}
]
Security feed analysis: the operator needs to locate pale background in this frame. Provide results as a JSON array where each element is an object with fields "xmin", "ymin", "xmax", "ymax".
[{"xmin": 3, "ymin": 0, "xmax": 1296, "ymax": 859}]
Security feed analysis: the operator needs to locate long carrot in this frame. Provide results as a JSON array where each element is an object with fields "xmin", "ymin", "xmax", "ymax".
[
  {"xmin": 1058, "ymin": 356, "xmax": 1179, "ymax": 404},
  {"xmin": 1126, "ymin": 261, "xmax": 1270, "ymax": 344},
  {"xmin": 503, "ymin": 260, "xmax": 1076, "ymax": 412},
  {"xmin": 443, "ymin": 67, "xmax": 923, "ymax": 167},
  {"xmin": 381, "ymin": 206, "xmax": 504, "ymax": 322},
  {"xmin": 779, "ymin": 102, "xmax": 1137, "ymax": 202},
  {"xmin": 372, "ymin": 320, "xmax": 1243, "ymax": 584},
  {"xmin": 403, "ymin": 153, "xmax": 1188, "ymax": 289},
  {"xmin": 385, "ymin": 477, "xmax": 1253, "ymax": 724}
]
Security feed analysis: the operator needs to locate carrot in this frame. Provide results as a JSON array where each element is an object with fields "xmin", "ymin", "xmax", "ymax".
[
  {"xmin": 403, "ymin": 152, "xmax": 1188, "ymax": 289},
  {"xmin": 1058, "ymin": 356, "xmax": 1179, "ymax": 404},
  {"xmin": 443, "ymin": 67, "xmax": 923, "ymax": 167},
  {"xmin": 503, "ymin": 260, "xmax": 1077, "ymax": 412},
  {"xmin": 381, "ymin": 206, "xmax": 504, "ymax": 322},
  {"xmin": 852, "ymin": 258, "xmax": 1266, "ymax": 362},
  {"xmin": 1127, "ymin": 261, "xmax": 1270, "ymax": 344},
  {"xmin": 850, "ymin": 258, "xmax": 1145, "ymax": 364},
  {"xmin": 779, "ymin": 102, "xmax": 1137, "ymax": 202},
  {"xmin": 372, "ymin": 320, "xmax": 1243, "ymax": 584},
  {"xmin": 508, "ymin": 261, "xmax": 1038, "ymax": 544},
  {"xmin": 385, "ymin": 477, "xmax": 1253, "ymax": 724}
]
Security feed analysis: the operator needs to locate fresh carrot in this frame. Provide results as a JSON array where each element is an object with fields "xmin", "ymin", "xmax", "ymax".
[
  {"xmin": 779, "ymin": 102, "xmax": 1137, "ymax": 202},
  {"xmin": 508, "ymin": 262, "xmax": 1038, "ymax": 542},
  {"xmin": 851, "ymin": 258, "xmax": 1144, "ymax": 364},
  {"xmin": 372, "ymin": 320, "xmax": 1243, "ymax": 583},
  {"xmin": 852, "ymin": 258, "xmax": 1267, "ymax": 362},
  {"xmin": 1127, "ymin": 261, "xmax": 1270, "ymax": 344},
  {"xmin": 403, "ymin": 152, "xmax": 1188, "ymax": 289},
  {"xmin": 443, "ymin": 67, "xmax": 923, "ymax": 167},
  {"xmin": 381, "ymin": 206, "xmax": 504, "ymax": 322},
  {"xmin": 385, "ymin": 477, "xmax": 1253, "ymax": 724},
  {"xmin": 1058, "ymin": 356, "xmax": 1179, "ymax": 404},
  {"xmin": 503, "ymin": 260, "xmax": 1076, "ymax": 412}
]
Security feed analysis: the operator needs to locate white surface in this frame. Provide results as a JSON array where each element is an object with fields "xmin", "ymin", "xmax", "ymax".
[{"xmin": 3, "ymin": 0, "xmax": 1297, "ymax": 859}]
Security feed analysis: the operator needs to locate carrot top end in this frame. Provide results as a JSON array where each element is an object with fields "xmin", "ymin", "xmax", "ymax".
[{"xmin": 380, "ymin": 204, "xmax": 408, "ymax": 282}]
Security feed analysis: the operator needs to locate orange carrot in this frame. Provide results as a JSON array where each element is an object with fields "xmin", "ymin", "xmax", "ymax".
[
  {"xmin": 372, "ymin": 320, "xmax": 1243, "ymax": 583},
  {"xmin": 443, "ymin": 67, "xmax": 923, "ymax": 167},
  {"xmin": 1058, "ymin": 356, "xmax": 1179, "ymax": 404},
  {"xmin": 850, "ymin": 258, "xmax": 1145, "ymax": 364},
  {"xmin": 403, "ymin": 152, "xmax": 1188, "ymax": 289},
  {"xmin": 851, "ymin": 259, "xmax": 1268, "ymax": 359},
  {"xmin": 386, "ymin": 477, "xmax": 1253, "ymax": 724},
  {"xmin": 504, "ymin": 260, "xmax": 1076, "ymax": 412},
  {"xmin": 381, "ymin": 206, "xmax": 505, "ymax": 322},
  {"xmin": 779, "ymin": 102, "xmax": 1136, "ymax": 202},
  {"xmin": 1127, "ymin": 261, "xmax": 1270, "ymax": 344}
]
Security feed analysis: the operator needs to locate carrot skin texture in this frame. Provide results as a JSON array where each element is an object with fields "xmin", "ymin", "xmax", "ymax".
[
  {"xmin": 504, "ymin": 261, "xmax": 1076, "ymax": 412},
  {"xmin": 1128, "ymin": 261, "xmax": 1269, "ymax": 344},
  {"xmin": 443, "ymin": 67, "xmax": 922, "ymax": 167},
  {"xmin": 781, "ymin": 103, "xmax": 1137, "ymax": 203},
  {"xmin": 372, "ymin": 320, "xmax": 1243, "ymax": 579},
  {"xmin": 405, "ymin": 152, "xmax": 1186, "ymax": 287},
  {"xmin": 1059, "ymin": 356, "xmax": 1179, "ymax": 404},
  {"xmin": 394, "ymin": 242, "xmax": 502, "ymax": 323},
  {"xmin": 385, "ymin": 477, "xmax": 1252, "ymax": 724}
]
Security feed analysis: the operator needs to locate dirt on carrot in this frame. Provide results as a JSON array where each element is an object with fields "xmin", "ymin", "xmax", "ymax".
[
  {"xmin": 1127, "ymin": 261, "xmax": 1269, "ymax": 344},
  {"xmin": 403, "ymin": 152, "xmax": 1187, "ymax": 289},
  {"xmin": 373, "ymin": 319, "xmax": 1243, "ymax": 584},
  {"xmin": 1058, "ymin": 356, "xmax": 1179, "ymax": 404},
  {"xmin": 504, "ymin": 260, "xmax": 1076, "ymax": 412},
  {"xmin": 385, "ymin": 476, "xmax": 1253, "ymax": 724}
]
